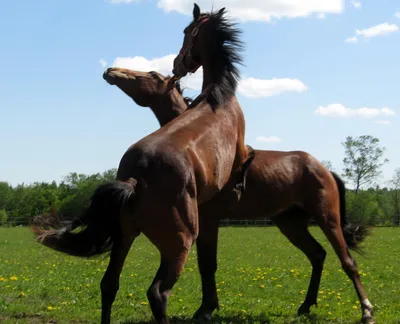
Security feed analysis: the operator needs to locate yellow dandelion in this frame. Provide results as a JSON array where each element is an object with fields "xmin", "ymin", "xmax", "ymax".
[
  {"xmin": 353, "ymin": 306, "xmax": 358, "ymax": 309},
  {"xmin": 276, "ymin": 284, "xmax": 282, "ymax": 288},
  {"xmin": 47, "ymin": 306, "xmax": 54, "ymax": 311},
  {"xmin": 10, "ymin": 276, "xmax": 18, "ymax": 281},
  {"xmin": 140, "ymin": 301, "xmax": 148, "ymax": 305},
  {"xmin": 260, "ymin": 285, "xmax": 265, "ymax": 288},
  {"xmin": 18, "ymin": 292, "xmax": 25, "ymax": 298}
]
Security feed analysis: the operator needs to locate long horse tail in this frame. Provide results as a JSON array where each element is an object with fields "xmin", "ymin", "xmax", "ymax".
[
  {"xmin": 330, "ymin": 171, "xmax": 371, "ymax": 254},
  {"xmin": 32, "ymin": 179, "xmax": 138, "ymax": 258}
]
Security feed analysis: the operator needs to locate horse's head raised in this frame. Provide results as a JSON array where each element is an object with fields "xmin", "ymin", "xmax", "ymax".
[
  {"xmin": 172, "ymin": 3, "xmax": 226, "ymax": 78},
  {"xmin": 103, "ymin": 68, "xmax": 177, "ymax": 107}
]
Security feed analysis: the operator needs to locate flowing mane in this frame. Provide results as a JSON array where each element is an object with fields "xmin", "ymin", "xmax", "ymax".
[
  {"xmin": 175, "ymin": 80, "xmax": 193, "ymax": 106},
  {"xmin": 199, "ymin": 9, "xmax": 244, "ymax": 106}
]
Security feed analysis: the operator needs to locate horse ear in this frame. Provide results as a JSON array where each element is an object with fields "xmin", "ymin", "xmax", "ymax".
[
  {"xmin": 218, "ymin": 7, "xmax": 225, "ymax": 16},
  {"xmin": 193, "ymin": 3, "xmax": 201, "ymax": 20}
]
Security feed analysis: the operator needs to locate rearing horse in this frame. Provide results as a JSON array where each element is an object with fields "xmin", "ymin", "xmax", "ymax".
[
  {"xmin": 171, "ymin": 5, "xmax": 374, "ymax": 324},
  {"xmin": 33, "ymin": 4, "xmax": 253, "ymax": 324},
  {"xmin": 103, "ymin": 63, "xmax": 374, "ymax": 324}
]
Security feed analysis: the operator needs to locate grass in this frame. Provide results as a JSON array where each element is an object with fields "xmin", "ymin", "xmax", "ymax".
[{"xmin": 0, "ymin": 226, "xmax": 399, "ymax": 323}]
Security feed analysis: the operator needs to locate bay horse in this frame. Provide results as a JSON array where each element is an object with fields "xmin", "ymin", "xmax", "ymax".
[
  {"xmin": 33, "ymin": 3, "xmax": 253, "ymax": 324},
  {"xmin": 102, "ymin": 62, "xmax": 375, "ymax": 324}
]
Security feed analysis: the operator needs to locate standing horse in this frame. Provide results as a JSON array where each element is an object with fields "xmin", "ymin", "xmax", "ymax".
[
  {"xmin": 103, "ymin": 62, "xmax": 375, "ymax": 324},
  {"xmin": 33, "ymin": 4, "xmax": 253, "ymax": 324}
]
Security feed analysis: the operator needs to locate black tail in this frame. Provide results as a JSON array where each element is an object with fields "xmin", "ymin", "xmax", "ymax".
[
  {"xmin": 330, "ymin": 171, "xmax": 371, "ymax": 254},
  {"xmin": 32, "ymin": 180, "xmax": 137, "ymax": 258}
]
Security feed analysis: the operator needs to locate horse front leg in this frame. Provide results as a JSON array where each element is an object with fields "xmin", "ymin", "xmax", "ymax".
[{"xmin": 224, "ymin": 145, "xmax": 255, "ymax": 206}]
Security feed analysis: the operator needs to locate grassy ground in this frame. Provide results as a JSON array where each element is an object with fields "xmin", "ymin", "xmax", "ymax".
[{"xmin": 0, "ymin": 226, "xmax": 399, "ymax": 323}]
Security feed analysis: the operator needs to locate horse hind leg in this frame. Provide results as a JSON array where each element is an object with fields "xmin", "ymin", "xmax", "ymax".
[
  {"xmin": 147, "ymin": 236, "xmax": 194, "ymax": 324},
  {"xmin": 192, "ymin": 213, "xmax": 220, "ymax": 321},
  {"xmin": 275, "ymin": 207, "xmax": 326, "ymax": 315},
  {"xmin": 316, "ymin": 210, "xmax": 374, "ymax": 323},
  {"xmin": 100, "ymin": 232, "xmax": 138, "ymax": 324},
  {"xmin": 145, "ymin": 194, "xmax": 199, "ymax": 324}
]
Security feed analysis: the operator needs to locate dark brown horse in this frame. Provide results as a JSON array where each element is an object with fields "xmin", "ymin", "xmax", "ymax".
[
  {"xmin": 33, "ymin": 4, "xmax": 253, "ymax": 324},
  {"xmin": 103, "ymin": 65, "xmax": 375, "ymax": 324}
]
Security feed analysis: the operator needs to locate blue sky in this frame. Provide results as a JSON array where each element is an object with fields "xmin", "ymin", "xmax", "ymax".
[{"xmin": 0, "ymin": 0, "xmax": 399, "ymax": 189}]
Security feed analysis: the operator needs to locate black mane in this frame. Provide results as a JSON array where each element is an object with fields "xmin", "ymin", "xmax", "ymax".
[
  {"xmin": 197, "ymin": 9, "xmax": 244, "ymax": 106},
  {"xmin": 175, "ymin": 80, "xmax": 193, "ymax": 106}
]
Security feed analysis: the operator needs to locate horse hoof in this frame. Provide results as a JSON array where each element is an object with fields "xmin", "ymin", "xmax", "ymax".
[
  {"xmin": 361, "ymin": 315, "xmax": 375, "ymax": 324},
  {"xmin": 193, "ymin": 308, "xmax": 213, "ymax": 322},
  {"xmin": 297, "ymin": 304, "xmax": 311, "ymax": 316}
]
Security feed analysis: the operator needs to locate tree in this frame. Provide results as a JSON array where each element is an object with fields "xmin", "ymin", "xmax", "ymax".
[
  {"xmin": 0, "ymin": 209, "xmax": 7, "ymax": 226},
  {"xmin": 342, "ymin": 135, "xmax": 388, "ymax": 194},
  {"xmin": 321, "ymin": 160, "xmax": 334, "ymax": 171},
  {"xmin": 389, "ymin": 168, "xmax": 400, "ymax": 225}
]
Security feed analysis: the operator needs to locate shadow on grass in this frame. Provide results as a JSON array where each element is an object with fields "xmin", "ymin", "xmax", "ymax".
[{"xmin": 122, "ymin": 312, "xmax": 341, "ymax": 324}]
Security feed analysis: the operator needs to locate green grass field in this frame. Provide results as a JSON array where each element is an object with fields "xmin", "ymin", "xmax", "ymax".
[{"xmin": 0, "ymin": 226, "xmax": 399, "ymax": 323}]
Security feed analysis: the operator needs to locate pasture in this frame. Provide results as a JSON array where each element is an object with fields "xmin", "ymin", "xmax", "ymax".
[{"xmin": 0, "ymin": 226, "xmax": 399, "ymax": 323}]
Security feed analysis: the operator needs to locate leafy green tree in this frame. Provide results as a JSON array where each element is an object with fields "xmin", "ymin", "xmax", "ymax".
[
  {"xmin": 0, "ymin": 182, "xmax": 12, "ymax": 211},
  {"xmin": 342, "ymin": 135, "xmax": 388, "ymax": 194},
  {"xmin": 321, "ymin": 160, "xmax": 334, "ymax": 171},
  {"xmin": 388, "ymin": 168, "xmax": 400, "ymax": 225},
  {"xmin": 0, "ymin": 209, "xmax": 7, "ymax": 226}
]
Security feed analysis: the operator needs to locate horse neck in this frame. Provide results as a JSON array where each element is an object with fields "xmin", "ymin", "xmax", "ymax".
[
  {"xmin": 201, "ymin": 57, "xmax": 236, "ymax": 101},
  {"xmin": 202, "ymin": 60, "xmax": 220, "ymax": 90},
  {"xmin": 150, "ymin": 89, "xmax": 188, "ymax": 126}
]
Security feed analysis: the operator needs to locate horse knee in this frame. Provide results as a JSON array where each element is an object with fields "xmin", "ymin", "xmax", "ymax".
[
  {"xmin": 312, "ymin": 248, "xmax": 326, "ymax": 268},
  {"xmin": 100, "ymin": 277, "xmax": 119, "ymax": 301},
  {"xmin": 341, "ymin": 256, "xmax": 358, "ymax": 277},
  {"xmin": 147, "ymin": 284, "xmax": 161, "ymax": 305}
]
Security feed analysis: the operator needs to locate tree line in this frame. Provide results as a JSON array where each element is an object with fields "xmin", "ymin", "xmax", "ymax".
[{"xmin": 0, "ymin": 135, "xmax": 399, "ymax": 226}]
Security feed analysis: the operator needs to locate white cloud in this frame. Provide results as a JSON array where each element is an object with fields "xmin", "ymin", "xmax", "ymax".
[
  {"xmin": 394, "ymin": 11, "xmax": 400, "ymax": 19},
  {"xmin": 238, "ymin": 77, "xmax": 307, "ymax": 98},
  {"xmin": 314, "ymin": 104, "xmax": 396, "ymax": 118},
  {"xmin": 356, "ymin": 23, "xmax": 398, "ymax": 38},
  {"xmin": 112, "ymin": 55, "xmax": 308, "ymax": 98},
  {"xmin": 316, "ymin": 13, "xmax": 326, "ymax": 20},
  {"xmin": 345, "ymin": 36, "xmax": 358, "ymax": 43},
  {"xmin": 113, "ymin": 54, "xmax": 174, "ymax": 75},
  {"xmin": 346, "ymin": 22, "xmax": 398, "ymax": 43},
  {"xmin": 256, "ymin": 136, "xmax": 282, "ymax": 143},
  {"xmin": 99, "ymin": 58, "xmax": 108, "ymax": 68},
  {"xmin": 374, "ymin": 120, "xmax": 392, "ymax": 125},
  {"xmin": 350, "ymin": 1, "xmax": 361, "ymax": 9},
  {"xmin": 156, "ymin": 0, "xmax": 344, "ymax": 22}
]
